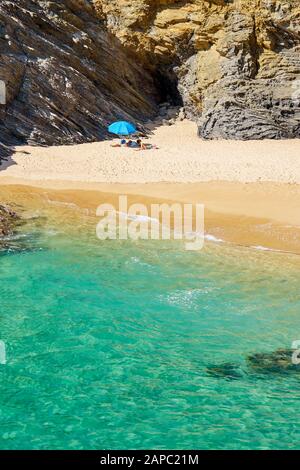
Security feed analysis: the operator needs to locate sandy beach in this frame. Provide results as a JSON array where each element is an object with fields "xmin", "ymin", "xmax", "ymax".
[
  {"xmin": 1, "ymin": 120, "xmax": 300, "ymax": 254},
  {"xmin": 1, "ymin": 120, "xmax": 300, "ymax": 184}
]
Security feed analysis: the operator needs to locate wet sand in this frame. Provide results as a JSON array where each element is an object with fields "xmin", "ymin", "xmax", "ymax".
[{"xmin": 1, "ymin": 182, "xmax": 300, "ymax": 255}]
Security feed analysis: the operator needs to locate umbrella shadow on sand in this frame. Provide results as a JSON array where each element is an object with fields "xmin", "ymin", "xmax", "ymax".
[{"xmin": 0, "ymin": 143, "xmax": 30, "ymax": 171}]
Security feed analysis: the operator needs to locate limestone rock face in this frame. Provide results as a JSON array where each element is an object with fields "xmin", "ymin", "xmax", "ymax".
[
  {"xmin": 96, "ymin": 0, "xmax": 300, "ymax": 139},
  {"xmin": 0, "ymin": 0, "xmax": 159, "ymax": 147}
]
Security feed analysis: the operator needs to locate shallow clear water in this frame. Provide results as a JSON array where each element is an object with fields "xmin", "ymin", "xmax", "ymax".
[{"xmin": 1, "ymin": 206, "xmax": 300, "ymax": 450}]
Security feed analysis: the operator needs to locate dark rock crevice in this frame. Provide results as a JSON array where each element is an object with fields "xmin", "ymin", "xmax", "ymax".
[{"xmin": 154, "ymin": 68, "xmax": 184, "ymax": 106}]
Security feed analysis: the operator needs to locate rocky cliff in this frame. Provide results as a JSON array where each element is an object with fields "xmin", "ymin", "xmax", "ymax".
[
  {"xmin": 96, "ymin": 0, "xmax": 300, "ymax": 139},
  {"xmin": 0, "ymin": 0, "xmax": 299, "ymax": 148},
  {"xmin": 0, "ymin": 0, "xmax": 159, "ymax": 148}
]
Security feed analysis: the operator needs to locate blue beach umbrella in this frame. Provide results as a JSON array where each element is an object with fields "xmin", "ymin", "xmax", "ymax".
[{"xmin": 108, "ymin": 121, "xmax": 137, "ymax": 136}]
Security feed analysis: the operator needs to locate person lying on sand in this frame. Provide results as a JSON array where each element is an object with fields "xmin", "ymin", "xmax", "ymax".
[
  {"xmin": 127, "ymin": 140, "xmax": 142, "ymax": 148},
  {"xmin": 135, "ymin": 141, "xmax": 159, "ymax": 151},
  {"xmin": 131, "ymin": 139, "xmax": 141, "ymax": 148},
  {"xmin": 110, "ymin": 139, "xmax": 157, "ymax": 150},
  {"xmin": 110, "ymin": 139, "xmax": 127, "ymax": 148}
]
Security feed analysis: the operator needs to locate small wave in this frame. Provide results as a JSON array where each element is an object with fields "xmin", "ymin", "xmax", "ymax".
[
  {"xmin": 205, "ymin": 234, "xmax": 224, "ymax": 243},
  {"xmin": 127, "ymin": 256, "xmax": 153, "ymax": 268},
  {"xmin": 22, "ymin": 211, "xmax": 42, "ymax": 220},
  {"xmin": 46, "ymin": 199, "xmax": 79, "ymax": 209},
  {"xmin": 44, "ymin": 195, "xmax": 88, "ymax": 213},
  {"xmin": 0, "ymin": 243, "xmax": 44, "ymax": 256},
  {"xmin": 46, "ymin": 229, "xmax": 60, "ymax": 237},
  {"xmin": 102, "ymin": 213, "xmax": 227, "ymax": 247},
  {"xmin": 1, "ymin": 233, "xmax": 28, "ymax": 242},
  {"xmin": 161, "ymin": 287, "xmax": 217, "ymax": 308},
  {"xmin": 117, "ymin": 211, "xmax": 159, "ymax": 223},
  {"xmin": 252, "ymin": 245, "xmax": 282, "ymax": 253}
]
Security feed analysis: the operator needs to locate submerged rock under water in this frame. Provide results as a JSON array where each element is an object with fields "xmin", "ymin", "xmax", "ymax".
[
  {"xmin": 207, "ymin": 348, "xmax": 300, "ymax": 381},
  {"xmin": 0, "ymin": 233, "xmax": 43, "ymax": 256},
  {"xmin": 247, "ymin": 349, "xmax": 300, "ymax": 375},
  {"xmin": 0, "ymin": 205, "xmax": 45, "ymax": 255},
  {"xmin": 206, "ymin": 363, "xmax": 244, "ymax": 381}
]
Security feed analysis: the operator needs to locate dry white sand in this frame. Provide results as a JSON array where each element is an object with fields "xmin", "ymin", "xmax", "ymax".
[{"xmin": 1, "ymin": 120, "xmax": 300, "ymax": 184}]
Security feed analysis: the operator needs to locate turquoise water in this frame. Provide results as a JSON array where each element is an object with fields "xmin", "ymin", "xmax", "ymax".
[{"xmin": 1, "ymin": 206, "xmax": 300, "ymax": 450}]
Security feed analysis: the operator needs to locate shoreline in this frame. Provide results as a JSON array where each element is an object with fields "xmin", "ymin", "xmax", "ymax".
[
  {"xmin": 1, "ymin": 179, "xmax": 300, "ymax": 255},
  {"xmin": 0, "ymin": 120, "xmax": 299, "ymax": 254}
]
